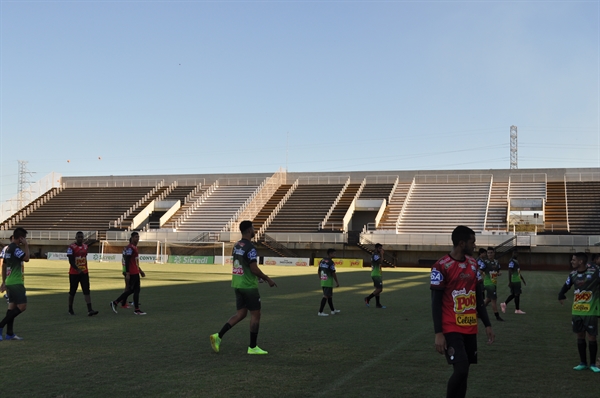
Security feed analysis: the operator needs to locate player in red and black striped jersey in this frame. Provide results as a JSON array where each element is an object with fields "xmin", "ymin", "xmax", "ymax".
[
  {"xmin": 67, "ymin": 231, "xmax": 98, "ymax": 316},
  {"xmin": 431, "ymin": 226, "xmax": 494, "ymax": 398}
]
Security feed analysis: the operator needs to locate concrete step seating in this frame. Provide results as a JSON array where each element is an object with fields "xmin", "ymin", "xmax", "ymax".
[
  {"xmin": 8, "ymin": 186, "xmax": 154, "ymax": 231},
  {"xmin": 176, "ymin": 185, "xmax": 259, "ymax": 232},
  {"xmin": 266, "ymin": 184, "xmax": 345, "ymax": 233},
  {"xmin": 397, "ymin": 182, "xmax": 490, "ymax": 234},
  {"xmin": 566, "ymin": 181, "xmax": 600, "ymax": 235}
]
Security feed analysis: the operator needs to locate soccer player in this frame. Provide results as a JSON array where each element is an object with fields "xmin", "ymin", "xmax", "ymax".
[
  {"xmin": 1, "ymin": 236, "xmax": 13, "ymax": 304},
  {"xmin": 476, "ymin": 248, "xmax": 487, "ymax": 270},
  {"xmin": 500, "ymin": 251, "xmax": 527, "ymax": 315},
  {"xmin": 0, "ymin": 227, "xmax": 30, "ymax": 341},
  {"xmin": 558, "ymin": 252, "xmax": 600, "ymax": 372},
  {"xmin": 318, "ymin": 248, "xmax": 340, "ymax": 316},
  {"xmin": 431, "ymin": 225, "xmax": 494, "ymax": 398},
  {"xmin": 210, "ymin": 221, "xmax": 277, "ymax": 355},
  {"xmin": 479, "ymin": 247, "xmax": 504, "ymax": 321},
  {"xmin": 364, "ymin": 243, "xmax": 386, "ymax": 309},
  {"xmin": 110, "ymin": 232, "xmax": 146, "ymax": 315},
  {"xmin": 67, "ymin": 231, "xmax": 99, "ymax": 316}
]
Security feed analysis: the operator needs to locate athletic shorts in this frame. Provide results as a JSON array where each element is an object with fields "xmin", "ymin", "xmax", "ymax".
[
  {"xmin": 510, "ymin": 282, "xmax": 522, "ymax": 296},
  {"xmin": 6, "ymin": 284, "xmax": 27, "ymax": 305},
  {"xmin": 69, "ymin": 273, "xmax": 90, "ymax": 295},
  {"xmin": 322, "ymin": 287, "xmax": 333, "ymax": 297},
  {"xmin": 572, "ymin": 316, "xmax": 598, "ymax": 336},
  {"xmin": 127, "ymin": 274, "xmax": 141, "ymax": 292},
  {"xmin": 235, "ymin": 288, "xmax": 261, "ymax": 311},
  {"xmin": 444, "ymin": 332, "xmax": 478, "ymax": 365},
  {"xmin": 372, "ymin": 276, "xmax": 383, "ymax": 289},
  {"xmin": 484, "ymin": 285, "xmax": 497, "ymax": 300}
]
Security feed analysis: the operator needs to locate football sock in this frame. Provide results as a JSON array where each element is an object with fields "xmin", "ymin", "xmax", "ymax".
[
  {"xmin": 515, "ymin": 296, "xmax": 520, "ymax": 310},
  {"xmin": 327, "ymin": 297, "xmax": 335, "ymax": 311},
  {"xmin": 367, "ymin": 294, "xmax": 375, "ymax": 301},
  {"xmin": 577, "ymin": 339, "xmax": 587, "ymax": 364},
  {"xmin": 505, "ymin": 295, "xmax": 514, "ymax": 305},
  {"xmin": 7, "ymin": 316, "xmax": 14, "ymax": 335},
  {"xmin": 87, "ymin": 303, "xmax": 93, "ymax": 311},
  {"xmin": 494, "ymin": 312, "xmax": 500, "ymax": 319},
  {"xmin": 319, "ymin": 298, "xmax": 327, "ymax": 312},
  {"xmin": 375, "ymin": 296, "xmax": 381, "ymax": 306},
  {"xmin": 0, "ymin": 307, "xmax": 21, "ymax": 329},
  {"xmin": 250, "ymin": 332, "xmax": 258, "ymax": 348},
  {"xmin": 589, "ymin": 341, "xmax": 598, "ymax": 365},
  {"xmin": 447, "ymin": 361, "xmax": 469, "ymax": 398},
  {"xmin": 218, "ymin": 323, "xmax": 232, "ymax": 339}
]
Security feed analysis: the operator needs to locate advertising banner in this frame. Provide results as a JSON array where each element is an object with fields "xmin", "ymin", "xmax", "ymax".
[
  {"xmin": 167, "ymin": 255, "xmax": 214, "ymax": 264},
  {"xmin": 263, "ymin": 257, "xmax": 310, "ymax": 266},
  {"xmin": 214, "ymin": 256, "xmax": 233, "ymax": 265},
  {"xmin": 333, "ymin": 259, "xmax": 363, "ymax": 268}
]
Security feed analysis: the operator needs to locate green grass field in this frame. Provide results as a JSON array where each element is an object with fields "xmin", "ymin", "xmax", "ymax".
[{"xmin": 0, "ymin": 260, "xmax": 598, "ymax": 397}]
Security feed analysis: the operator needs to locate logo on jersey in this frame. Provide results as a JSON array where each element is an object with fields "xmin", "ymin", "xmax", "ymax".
[
  {"xmin": 430, "ymin": 269, "xmax": 443, "ymax": 285},
  {"xmin": 452, "ymin": 288, "xmax": 476, "ymax": 313}
]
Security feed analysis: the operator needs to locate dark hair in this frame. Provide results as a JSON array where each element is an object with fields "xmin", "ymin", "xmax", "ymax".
[
  {"xmin": 13, "ymin": 227, "xmax": 27, "ymax": 239},
  {"xmin": 239, "ymin": 220, "xmax": 253, "ymax": 234},
  {"xmin": 9, "ymin": 235, "xmax": 13, "ymax": 240},
  {"xmin": 487, "ymin": 247, "xmax": 495, "ymax": 252},
  {"xmin": 593, "ymin": 253, "xmax": 600, "ymax": 261},
  {"xmin": 574, "ymin": 252, "xmax": 588, "ymax": 264},
  {"xmin": 478, "ymin": 248, "xmax": 487, "ymax": 255},
  {"xmin": 451, "ymin": 226, "xmax": 474, "ymax": 247},
  {"xmin": 129, "ymin": 231, "xmax": 139, "ymax": 243},
  {"xmin": 76, "ymin": 231, "xmax": 84, "ymax": 236},
  {"xmin": 327, "ymin": 248, "xmax": 336, "ymax": 255},
  {"xmin": 375, "ymin": 243, "xmax": 382, "ymax": 249}
]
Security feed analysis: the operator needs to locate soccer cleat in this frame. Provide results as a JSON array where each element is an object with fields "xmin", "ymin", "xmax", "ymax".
[
  {"xmin": 133, "ymin": 309, "xmax": 147, "ymax": 315},
  {"xmin": 376, "ymin": 305, "xmax": 387, "ymax": 309},
  {"xmin": 88, "ymin": 310, "xmax": 99, "ymax": 317},
  {"xmin": 364, "ymin": 297, "xmax": 370, "ymax": 307},
  {"xmin": 247, "ymin": 346, "xmax": 268, "ymax": 355},
  {"xmin": 573, "ymin": 363, "xmax": 588, "ymax": 371},
  {"xmin": 318, "ymin": 312, "xmax": 329, "ymax": 317},
  {"xmin": 590, "ymin": 365, "xmax": 600, "ymax": 373},
  {"xmin": 331, "ymin": 310, "xmax": 341, "ymax": 315},
  {"xmin": 210, "ymin": 333, "xmax": 221, "ymax": 353},
  {"xmin": 500, "ymin": 302, "xmax": 506, "ymax": 313},
  {"xmin": 496, "ymin": 316, "xmax": 505, "ymax": 322},
  {"xmin": 515, "ymin": 309, "xmax": 526, "ymax": 314},
  {"xmin": 68, "ymin": 309, "xmax": 75, "ymax": 315},
  {"xmin": 110, "ymin": 301, "xmax": 118, "ymax": 314},
  {"xmin": 5, "ymin": 334, "xmax": 23, "ymax": 341}
]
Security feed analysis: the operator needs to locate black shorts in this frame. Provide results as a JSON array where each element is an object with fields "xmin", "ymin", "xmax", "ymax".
[
  {"xmin": 510, "ymin": 282, "xmax": 522, "ymax": 295},
  {"xmin": 235, "ymin": 288, "xmax": 261, "ymax": 311},
  {"xmin": 322, "ymin": 287, "xmax": 333, "ymax": 297},
  {"xmin": 572, "ymin": 316, "xmax": 598, "ymax": 336},
  {"xmin": 69, "ymin": 273, "xmax": 91, "ymax": 295},
  {"xmin": 127, "ymin": 274, "xmax": 141, "ymax": 292},
  {"xmin": 6, "ymin": 284, "xmax": 27, "ymax": 305},
  {"xmin": 372, "ymin": 276, "xmax": 383, "ymax": 289},
  {"xmin": 484, "ymin": 285, "xmax": 497, "ymax": 300},
  {"xmin": 444, "ymin": 332, "xmax": 478, "ymax": 365}
]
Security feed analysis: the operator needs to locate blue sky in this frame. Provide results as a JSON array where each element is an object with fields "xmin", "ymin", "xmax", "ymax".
[{"xmin": 1, "ymin": 1, "xmax": 599, "ymax": 202}]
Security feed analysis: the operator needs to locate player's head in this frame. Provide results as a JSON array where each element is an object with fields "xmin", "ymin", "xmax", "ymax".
[
  {"xmin": 594, "ymin": 253, "xmax": 600, "ymax": 266},
  {"xmin": 13, "ymin": 227, "xmax": 27, "ymax": 240},
  {"xmin": 375, "ymin": 243, "xmax": 383, "ymax": 253},
  {"xmin": 130, "ymin": 231, "xmax": 140, "ymax": 245},
  {"xmin": 239, "ymin": 220, "xmax": 255, "ymax": 238},
  {"xmin": 486, "ymin": 247, "xmax": 495, "ymax": 259},
  {"xmin": 478, "ymin": 248, "xmax": 487, "ymax": 258},
  {"xmin": 327, "ymin": 248, "xmax": 336, "ymax": 258},
  {"xmin": 451, "ymin": 226, "xmax": 475, "ymax": 256},
  {"xmin": 9, "ymin": 235, "xmax": 13, "ymax": 242},
  {"xmin": 512, "ymin": 250, "xmax": 518, "ymax": 259},
  {"xmin": 571, "ymin": 252, "xmax": 588, "ymax": 269},
  {"xmin": 76, "ymin": 231, "xmax": 84, "ymax": 244}
]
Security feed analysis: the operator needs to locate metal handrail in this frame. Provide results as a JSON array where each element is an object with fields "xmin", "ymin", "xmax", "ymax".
[
  {"xmin": 321, "ymin": 177, "xmax": 350, "ymax": 229},
  {"xmin": 255, "ymin": 179, "xmax": 298, "ymax": 241},
  {"xmin": 396, "ymin": 177, "xmax": 416, "ymax": 232},
  {"xmin": 483, "ymin": 175, "xmax": 493, "ymax": 231}
]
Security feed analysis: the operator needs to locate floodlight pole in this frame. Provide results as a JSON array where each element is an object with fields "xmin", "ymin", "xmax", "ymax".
[{"xmin": 510, "ymin": 126, "xmax": 518, "ymax": 169}]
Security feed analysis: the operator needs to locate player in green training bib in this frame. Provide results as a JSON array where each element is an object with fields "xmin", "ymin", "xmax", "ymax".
[
  {"xmin": 558, "ymin": 252, "xmax": 600, "ymax": 372},
  {"xmin": 479, "ymin": 247, "xmax": 503, "ymax": 321},
  {"xmin": 364, "ymin": 243, "xmax": 386, "ymax": 309},
  {"xmin": 501, "ymin": 251, "xmax": 527, "ymax": 315},
  {"xmin": 210, "ymin": 221, "xmax": 277, "ymax": 355},
  {"xmin": 0, "ymin": 227, "xmax": 30, "ymax": 341},
  {"xmin": 317, "ymin": 248, "xmax": 340, "ymax": 316}
]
